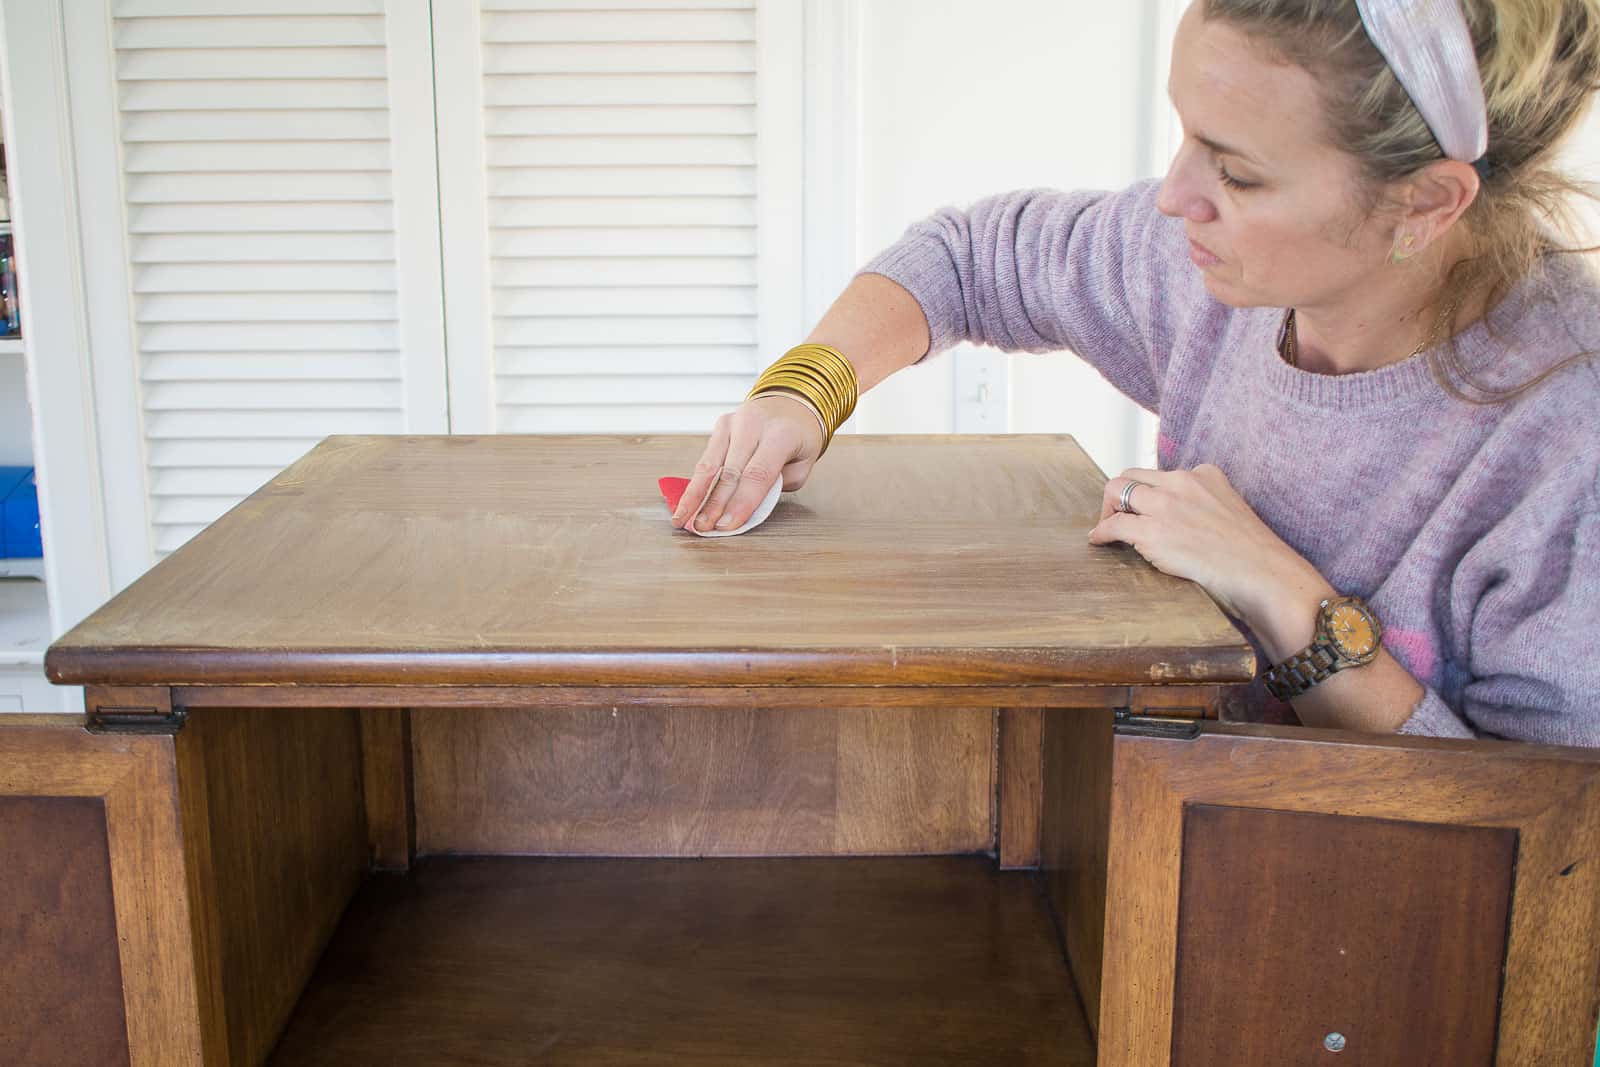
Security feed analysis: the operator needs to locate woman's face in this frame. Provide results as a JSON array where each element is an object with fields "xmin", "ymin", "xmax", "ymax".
[{"xmin": 1158, "ymin": 6, "xmax": 1395, "ymax": 310}]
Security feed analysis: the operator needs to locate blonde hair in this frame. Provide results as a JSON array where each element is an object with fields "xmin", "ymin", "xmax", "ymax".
[{"xmin": 1203, "ymin": 0, "xmax": 1600, "ymax": 401}]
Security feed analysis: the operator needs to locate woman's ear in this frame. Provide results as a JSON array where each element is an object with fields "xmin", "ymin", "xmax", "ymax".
[{"xmin": 1393, "ymin": 160, "xmax": 1481, "ymax": 257}]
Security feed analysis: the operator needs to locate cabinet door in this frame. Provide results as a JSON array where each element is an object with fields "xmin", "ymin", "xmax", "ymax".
[
  {"xmin": 0, "ymin": 714, "xmax": 214, "ymax": 1067},
  {"xmin": 430, "ymin": 0, "xmax": 804, "ymax": 433},
  {"xmin": 1097, "ymin": 722, "xmax": 1600, "ymax": 1067},
  {"xmin": 64, "ymin": 0, "xmax": 449, "ymax": 567}
]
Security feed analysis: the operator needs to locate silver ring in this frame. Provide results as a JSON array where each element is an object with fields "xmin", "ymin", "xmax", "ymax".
[{"xmin": 1116, "ymin": 479, "xmax": 1148, "ymax": 515}]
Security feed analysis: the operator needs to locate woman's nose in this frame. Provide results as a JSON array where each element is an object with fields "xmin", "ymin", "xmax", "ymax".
[{"xmin": 1157, "ymin": 144, "xmax": 1218, "ymax": 223}]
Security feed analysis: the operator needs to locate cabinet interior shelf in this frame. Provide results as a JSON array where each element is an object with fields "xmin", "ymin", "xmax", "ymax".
[{"xmin": 266, "ymin": 855, "xmax": 1095, "ymax": 1066}]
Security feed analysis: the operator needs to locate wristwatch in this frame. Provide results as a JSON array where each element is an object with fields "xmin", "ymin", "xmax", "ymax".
[{"xmin": 1262, "ymin": 595, "xmax": 1383, "ymax": 700}]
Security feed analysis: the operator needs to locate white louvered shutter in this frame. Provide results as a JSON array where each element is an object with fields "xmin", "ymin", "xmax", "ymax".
[
  {"xmin": 432, "ymin": 0, "xmax": 803, "ymax": 433},
  {"xmin": 79, "ymin": 1, "xmax": 447, "ymax": 562}
]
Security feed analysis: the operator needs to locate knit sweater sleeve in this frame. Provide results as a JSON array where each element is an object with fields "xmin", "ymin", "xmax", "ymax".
[
  {"xmin": 1399, "ymin": 459, "xmax": 1600, "ymax": 746},
  {"xmin": 859, "ymin": 179, "xmax": 1175, "ymax": 412}
]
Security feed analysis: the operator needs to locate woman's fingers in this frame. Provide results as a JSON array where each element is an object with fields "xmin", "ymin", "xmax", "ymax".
[
  {"xmin": 1099, "ymin": 468, "xmax": 1167, "ymax": 521},
  {"xmin": 709, "ymin": 436, "xmax": 795, "ymax": 531},
  {"xmin": 671, "ymin": 415, "xmax": 733, "ymax": 528},
  {"xmin": 693, "ymin": 414, "xmax": 765, "ymax": 531}
]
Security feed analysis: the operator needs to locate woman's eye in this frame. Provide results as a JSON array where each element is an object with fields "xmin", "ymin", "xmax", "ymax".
[{"xmin": 1217, "ymin": 163, "xmax": 1256, "ymax": 190}]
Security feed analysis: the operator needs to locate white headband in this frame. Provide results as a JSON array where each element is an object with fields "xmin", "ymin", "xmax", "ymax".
[{"xmin": 1354, "ymin": 0, "xmax": 1489, "ymax": 164}]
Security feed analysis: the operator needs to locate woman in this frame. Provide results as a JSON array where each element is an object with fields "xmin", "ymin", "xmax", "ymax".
[{"xmin": 672, "ymin": 0, "xmax": 1600, "ymax": 746}]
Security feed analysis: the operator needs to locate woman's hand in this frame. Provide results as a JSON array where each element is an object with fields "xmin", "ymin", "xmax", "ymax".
[
  {"xmin": 1088, "ymin": 465, "xmax": 1334, "ymax": 657},
  {"xmin": 671, "ymin": 394, "xmax": 826, "ymax": 533}
]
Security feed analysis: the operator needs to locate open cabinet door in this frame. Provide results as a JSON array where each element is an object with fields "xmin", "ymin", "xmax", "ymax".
[{"xmin": 1097, "ymin": 721, "xmax": 1600, "ymax": 1067}]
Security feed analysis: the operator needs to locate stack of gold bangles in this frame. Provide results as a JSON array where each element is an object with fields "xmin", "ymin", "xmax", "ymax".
[{"xmin": 746, "ymin": 343, "xmax": 859, "ymax": 456}]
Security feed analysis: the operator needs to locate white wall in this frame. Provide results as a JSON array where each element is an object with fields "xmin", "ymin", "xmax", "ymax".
[{"xmin": 848, "ymin": 0, "xmax": 1173, "ymax": 476}]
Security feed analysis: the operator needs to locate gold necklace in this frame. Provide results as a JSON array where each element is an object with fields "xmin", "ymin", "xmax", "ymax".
[{"xmin": 1279, "ymin": 299, "xmax": 1461, "ymax": 369}]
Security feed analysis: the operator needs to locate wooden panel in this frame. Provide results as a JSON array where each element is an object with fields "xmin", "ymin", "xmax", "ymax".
[
  {"xmin": 998, "ymin": 707, "xmax": 1043, "ymax": 868},
  {"xmin": 1040, "ymin": 706, "xmax": 1114, "ymax": 1036},
  {"xmin": 0, "ymin": 796, "xmax": 131, "ymax": 1067},
  {"xmin": 359, "ymin": 708, "xmax": 415, "ymax": 868},
  {"xmin": 0, "ymin": 716, "xmax": 214, "ymax": 1066},
  {"xmin": 1172, "ymin": 805, "xmax": 1515, "ymax": 1065},
  {"xmin": 177, "ymin": 682, "xmax": 1132, "ymax": 710},
  {"xmin": 414, "ymin": 706, "xmax": 993, "ymax": 856},
  {"xmin": 1099, "ymin": 725, "xmax": 1600, "ymax": 1067},
  {"xmin": 186, "ymin": 707, "xmax": 369, "ymax": 1067},
  {"xmin": 48, "ymin": 435, "xmax": 1255, "ymax": 688},
  {"xmin": 266, "ymin": 856, "xmax": 1093, "ymax": 1065}
]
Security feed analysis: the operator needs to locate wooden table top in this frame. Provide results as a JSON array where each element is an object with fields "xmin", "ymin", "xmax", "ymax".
[{"xmin": 46, "ymin": 435, "xmax": 1256, "ymax": 689}]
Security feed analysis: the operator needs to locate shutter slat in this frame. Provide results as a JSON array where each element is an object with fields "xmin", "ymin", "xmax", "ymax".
[
  {"xmin": 131, "ymin": 232, "xmax": 396, "ymax": 263},
  {"xmin": 495, "ymin": 316, "xmax": 755, "ymax": 346},
  {"xmin": 485, "ymin": 73, "xmax": 753, "ymax": 106},
  {"xmin": 125, "ymin": 140, "xmax": 390, "ymax": 172},
  {"xmin": 144, "ymin": 353, "xmax": 401, "ymax": 380},
  {"xmin": 147, "ymin": 438, "xmax": 324, "ymax": 467},
  {"xmin": 116, "ymin": 0, "xmax": 382, "ymax": 14},
  {"xmin": 150, "ymin": 468, "xmax": 288, "ymax": 498},
  {"xmin": 136, "ymin": 262, "xmax": 397, "ymax": 293},
  {"xmin": 499, "ymin": 375, "xmax": 748, "ymax": 405},
  {"xmin": 118, "ymin": 47, "xmax": 387, "ymax": 80},
  {"xmin": 491, "ymin": 256, "xmax": 754, "ymax": 287},
  {"xmin": 483, "ymin": 42, "xmax": 755, "ymax": 74},
  {"xmin": 128, "ymin": 172, "xmax": 391, "ymax": 204},
  {"xmin": 490, "ymin": 165, "xmax": 755, "ymax": 197},
  {"xmin": 138, "ymin": 322, "xmax": 398, "ymax": 351},
  {"xmin": 130, "ymin": 203, "xmax": 394, "ymax": 234},
  {"xmin": 492, "ymin": 196, "xmax": 754, "ymax": 228},
  {"xmin": 497, "ymin": 286, "xmax": 755, "ymax": 316},
  {"xmin": 482, "ymin": 11, "xmax": 755, "ymax": 43},
  {"xmin": 493, "ymin": 227, "xmax": 755, "ymax": 257},
  {"xmin": 487, "ymin": 104, "xmax": 754, "ymax": 136},
  {"xmin": 121, "ymin": 78, "xmax": 389, "ymax": 111},
  {"xmin": 496, "ymin": 405, "xmax": 742, "ymax": 433},
  {"xmin": 144, "ymin": 409, "xmax": 401, "ymax": 437},
  {"xmin": 497, "ymin": 345, "xmax": 754, "ymax": 376},
  {"xmin": 114, "ymin": 15, "xmax": 385, "ymax": 49},
  {"xmin": 482, "ymin": 0, "xmax": 752, "ymax": 10},
  {"xmin": 144, "ymin": 380, "xmax": 403, "ymax": 410},
  {"xmin": 488, "ymin": 134, "xmax": 755, "ymax": 167},
  {"xmin": 123, "ymin": 109, "xmax": 390, "ymax": 142},
  {"xmin": 137, "ymin": 292, "xmax": 397, "ymax": 323}
]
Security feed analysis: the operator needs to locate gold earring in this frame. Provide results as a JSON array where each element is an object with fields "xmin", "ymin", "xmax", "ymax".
[{"xmin": 1392, "ymin": 233, "xmax": 1417, "ymax": 263}]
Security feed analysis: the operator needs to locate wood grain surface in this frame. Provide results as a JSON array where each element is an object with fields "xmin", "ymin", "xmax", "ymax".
[
  {"xmin": 0, "ymin": 795, "xmax": 130, "ymax": 1067},
  {"xmin": 265, "ymin": 855, "xmax": 1094, "ymax": 1065},
  {"xmin": 998, "ymin": 707, "xmax": 1044, "ymax": 868},
  {"xmin": 412, "ymin": 706, "xmax": 995, "ymax": 856},
  {"xmin": 359, "ymin": 708, "xmax": 416, "ymax": 869},
  {"xmin": 1170, "ymin": 805, "xmax": 1515, "ymax": 1066},
  {"xmin": 1098, "ymin": 724, "xmax": 1600, "ymax": 1067},
  {"xmin": 185, "ymin": 708, "xmax": 368, "ymax": 1067},
  {"xmin": 1041, "ymin": 706, "xmax": 1115, "ymax": 1038},
  {"xmin": 47, "ymin": 435, "xmax": 1254, "ymax": 689}
]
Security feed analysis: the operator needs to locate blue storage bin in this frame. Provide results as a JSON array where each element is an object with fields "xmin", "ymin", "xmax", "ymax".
[{"xmin": 0, "ymin": 466, "xmax": 42, "ymax": 559}]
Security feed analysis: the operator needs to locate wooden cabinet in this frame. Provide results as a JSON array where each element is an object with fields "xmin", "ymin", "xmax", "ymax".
[{"xmin": 3, "ymin": 435, "xmax": 1597, "ymax": 1065}]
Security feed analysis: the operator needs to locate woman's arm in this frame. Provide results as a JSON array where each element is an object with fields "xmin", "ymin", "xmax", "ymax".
[
  {"xmin": 672, "ymin": 273, "xmax": 929, "ymax": 533},
  {"xmin": 1088, "ymin": 464, "xmax": 1429, "ymax": 735}
]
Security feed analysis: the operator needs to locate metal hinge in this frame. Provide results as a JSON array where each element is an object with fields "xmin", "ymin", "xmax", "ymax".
[
  {"xmin": 1113, "ymin": 709, "xmax": 1202, "ymax": 741},
  {"xmin": 87, "ymin": 706, "xmax": 189, "ymax": 735}
]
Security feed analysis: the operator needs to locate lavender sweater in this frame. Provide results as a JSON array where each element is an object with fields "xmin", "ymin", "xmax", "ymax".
[{"xmin": 864, "ymin": 180, "xmax": 1600, "ymax": 747}]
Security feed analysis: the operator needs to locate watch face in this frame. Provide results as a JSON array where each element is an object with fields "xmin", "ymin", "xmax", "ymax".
[{"xmin": 1326, "ymin": 602, "xmax": 1379, "ymax": 658}]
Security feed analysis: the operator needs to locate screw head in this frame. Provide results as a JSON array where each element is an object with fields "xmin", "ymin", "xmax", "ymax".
[{"xmin": 1324, "ymin": 1032, "xmax": 1347, "ymax": 1053}]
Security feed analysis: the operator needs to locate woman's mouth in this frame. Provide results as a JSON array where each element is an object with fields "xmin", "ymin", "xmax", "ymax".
[{"xmin": 1187, "ymin": 238, "xmax": 1221, "ymax": 268}]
